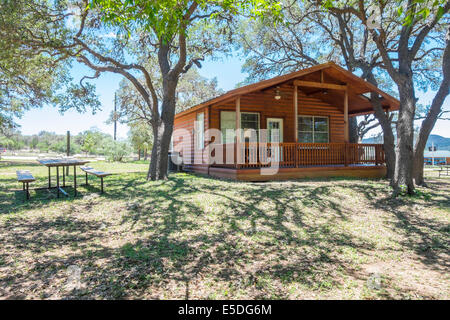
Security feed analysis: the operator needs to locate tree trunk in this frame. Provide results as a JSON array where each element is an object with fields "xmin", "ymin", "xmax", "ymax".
[
  {"xmin": 349, "ymin": 117, "xmax": 359, "ymax": 143},
  {"xmin": 147, "ymin": 79, "xmax": 177, "ymax": 181},
  {"xmin": 144, "ymin": 148, "xmax": 148, "ymax": 160},
  {"xmin": 371, "ymin": 100, "xmax": 396, "ymax": 182},
  {"xmin": 413, "ymin": 147, "xmax": 425, "ymax": 185},
  {"xmin": 148, "ymin": 122, "xmax": 168, "ymax": 180},
  {"xmin": 413, "ymin": 81, "xmax": 449, "ymax": 185},
  {"xmin": 383, "ymin": 129, "xmax": 396, "ymax": 183},
  {"xmin": 365, "ymin": 72, "xmax": 396, "ymax": 181},
  {"xmin": 413, "ymin": 26, "xmax": 450, "ymax": 186},
  {"xmin": 393, "ymin": 78, "xmax": 416, "ymax": 195},
  {"xmin": 138, "ymin": 148, "xmax": 141, "ymax": 161}
]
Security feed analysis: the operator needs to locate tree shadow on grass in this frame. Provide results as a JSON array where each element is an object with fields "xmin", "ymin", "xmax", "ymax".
[
  {"xmin": 1, "ymin": 172, "xmax": 448, "ymax": 299},
  {"xmin": 370, "ymin": 185, "xmax": 449, "ymax": 272},
  {"xmin": 90, "ymin": 175, "xmax": 381, "ymax": 298}
]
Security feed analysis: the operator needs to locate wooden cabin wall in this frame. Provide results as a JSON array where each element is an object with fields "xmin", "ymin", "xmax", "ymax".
[
  {"xmin": 172, "ymin": 106, "xmax": 209, "ymax": 172},
  {"xmin": 210, "ymin": 82, "xmax": 345, "ymax": 143}
]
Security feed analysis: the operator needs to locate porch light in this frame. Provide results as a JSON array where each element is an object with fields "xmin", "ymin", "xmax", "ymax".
[{"xmin": 274, "ymin": 87, "xmax": 281, "ymax": 100}]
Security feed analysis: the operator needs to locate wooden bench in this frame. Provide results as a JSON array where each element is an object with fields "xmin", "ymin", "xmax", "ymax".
[
  {"xmin": 80, "ymin": 166, "xmax": 112, "ymax": 194},
  {"xmin": 437, "ymin": 166, "xmax": 450, "ymax": 178},
  {"xmin": 16, "ymin": 170, "xmax": 36, "ymax": 200}
]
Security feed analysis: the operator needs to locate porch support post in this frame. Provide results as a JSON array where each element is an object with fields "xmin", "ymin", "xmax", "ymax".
[
  {"xmin": 294, "ymin": 85, "xmax": 298, "ymax": 167},
  {"xmin": 344, "ymin": 88, "xmax": 349, "ymax": 143},
  {"xmin": 294, "ymin": 85, "xmax": 298, "ymax": 142},
  {"xmin": 235, "ymin": 97, "xmax": 241, "ymax": 168}
]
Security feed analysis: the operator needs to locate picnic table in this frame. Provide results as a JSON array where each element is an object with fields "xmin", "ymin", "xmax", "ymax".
[
  {"xmin": 37, "ymin": 158, "xmax": 90, "ymax": 198},
  {"xmin": 437, "ymin": 165, "xmax": 450, "ymax": 177}
]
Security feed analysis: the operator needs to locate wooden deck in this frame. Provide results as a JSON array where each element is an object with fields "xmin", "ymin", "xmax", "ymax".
[
  {"xmin": 207, "ymin": 165, "xmax": 387, "ymax": 181},
  {"xmin": 181, "ymin": 142, "xmax": 386, "ymax": 181}
]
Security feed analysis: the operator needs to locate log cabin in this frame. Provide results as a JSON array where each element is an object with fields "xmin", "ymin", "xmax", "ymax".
[{"xmin": 172, "ymin": 62, "xmax": 399, "ymax": 181}]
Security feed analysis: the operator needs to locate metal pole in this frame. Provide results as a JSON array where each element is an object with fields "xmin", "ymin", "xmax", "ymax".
[
  {"xmin": 56, "ymin": 166, "xmax": 60, "ymax": 198},
  {"xmin": 114, "ymin": 92, "xmax": 117, "ymax": 141},
  {"xmin": 66, "ymin": 131, "xmax": 70, "ymax": 176},
  {"xmin": 74, "ymin": 165, "xmax": 77, "ymax": 197},
  {"xmin": 432, "ymin": 141, "xmax": 435, "ymax": 166}
]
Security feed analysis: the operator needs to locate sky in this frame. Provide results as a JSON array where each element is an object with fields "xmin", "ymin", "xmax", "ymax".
[{"xmin": 16, "ymin": 54, "xmax": 450, "ymax": 139}]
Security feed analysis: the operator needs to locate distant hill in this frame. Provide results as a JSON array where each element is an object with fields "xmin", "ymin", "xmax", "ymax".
[
  {"xmin": 425, "ymin": 134, "xmax": 450, "ymax": 151},
  {"xmin": 363, "ymin": 134, "xmax": 450, "ymax": 151},
  {"xmin": 362, "ymin": 136, "xmax": 384, "ymax": 144}
]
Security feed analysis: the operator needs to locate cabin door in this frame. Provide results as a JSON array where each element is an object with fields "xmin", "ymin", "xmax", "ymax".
[{"xmin": 267, "ymin": 118, "xmax": 283, "ymax": 162}]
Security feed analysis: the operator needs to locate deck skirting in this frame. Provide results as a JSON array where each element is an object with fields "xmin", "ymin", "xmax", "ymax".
[{"xmin": 184, "ymin": 165, "xmax": 387, "ymax": 181}]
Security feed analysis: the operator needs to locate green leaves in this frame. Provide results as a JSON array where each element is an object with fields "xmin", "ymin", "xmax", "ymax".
[
  {"xmin": 89, "ymin": 0, "xmax": 282, "ymax": 40},
  {"xmin": 318, "ymin": 0, "xmax": 448, "ymax": 26},
  {"xmin": 436, "ymin": 5, "xmax": 446, "ymax": 20}
]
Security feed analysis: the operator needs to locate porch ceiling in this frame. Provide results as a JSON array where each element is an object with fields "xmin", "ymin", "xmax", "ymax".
[{"xmin": 293, "ymin": 67, "xmax": 394, "ymax": 116}]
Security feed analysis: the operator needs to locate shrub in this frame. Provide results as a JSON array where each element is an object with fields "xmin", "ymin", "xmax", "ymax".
[{"xmin": 105, "ymin": 140, "xmax": 132, "ymax": 162}]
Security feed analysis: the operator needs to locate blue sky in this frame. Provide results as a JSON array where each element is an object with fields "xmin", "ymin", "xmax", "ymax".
[{"xmin": 17, "ymin": 54, "xmax": 450, "ymax": 138}]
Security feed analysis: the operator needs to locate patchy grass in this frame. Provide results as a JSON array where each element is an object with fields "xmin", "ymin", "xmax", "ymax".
[{"xmin": 0, "ymin": 160, "xmax": 449, "ymax": 299}]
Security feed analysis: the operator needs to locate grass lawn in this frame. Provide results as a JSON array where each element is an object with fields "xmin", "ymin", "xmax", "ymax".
[{"xmin": 0, "ymin": 160, "xmax": 449, "ymax": 299}]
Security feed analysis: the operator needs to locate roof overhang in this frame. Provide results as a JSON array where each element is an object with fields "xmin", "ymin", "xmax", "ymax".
[{"xmin": 175, "ymin": 62, "xmax": 400, "ymax": 118}]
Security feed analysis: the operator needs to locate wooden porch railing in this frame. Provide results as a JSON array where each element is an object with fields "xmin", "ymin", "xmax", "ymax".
[{"xmin": 214, "ymin": 142, "xmax": 385, "ymax": 169}]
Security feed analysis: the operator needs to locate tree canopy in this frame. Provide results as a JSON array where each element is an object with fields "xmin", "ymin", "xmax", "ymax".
[{"xmin": 0, "ymin": 0, "xmax": 102, "ymax": 133}]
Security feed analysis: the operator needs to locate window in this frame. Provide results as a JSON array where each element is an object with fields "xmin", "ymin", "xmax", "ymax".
[
  {"xmin": 195, "ymin": 112, "xmax": 204, "ymax": 149},
  {"xmin": 220, "ymin": 111, "xmax": 260, "ymax": 143},
  {"xmin": 220, "ymin": 111, "xmax": 236, "ymax": 144},
  {"xmin": 298, "ymin": 116, "xmax": 329, "ymax": 143}
]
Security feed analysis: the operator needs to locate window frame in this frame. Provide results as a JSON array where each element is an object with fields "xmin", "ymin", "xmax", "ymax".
[
  {"xmin": 220, "ymin": 110, "xmax": 260, "ymax": 144},
  {"xmin": 298, "ymin": 115, "xmax": 329, "ymax": 143}
]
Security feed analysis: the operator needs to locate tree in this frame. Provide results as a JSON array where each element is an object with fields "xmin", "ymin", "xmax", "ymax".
[
  {"xmin": 30, "ymin": 136, "xmax": 39, "ymax": 150},
  {"xmin": 115, "ymin": 68, "xmax": 223, "ymax": 161},
  {"xmin": 128, "ymin": 122, "xmax": 153, "ymax": 160},
  {"xmin": 239, "ymin": 1, "xmax": 449, "ymax": 192},
  {"xmin": 6, "ymin": 0, "xmax": 280, "ymax": 180},
  {"xmin": 82, "ymin": 132, "xmax": 96, "ymax": 155},
  {"xmin": 412, "ymin": 25, "xmax": 450, "ymax": 185},
  {"xmin": 320, "ymin": 0, "xmax": 450, "ymax": 194},
  {"xmin": 237, "ymin": 1, "xmax": 398, "ymax": 180},
  {"xmin": 105, "ymin": 140, "xmax": 131, "ymax": 162},
  {"xmin": 0, "ymin": 0, "xmax": 101, "ymax": 133},
  {"xmin": 2, "ymin": 128, "xmax": 120, "ymax": 156},
  {"xmin": 175, "ymin": 69, "xmax": 225, "ymax": 113},
  {"xmin": 90, "ymin": 0, "xmax": 282, "ymax": 180},
  {"xmin": 353, "ymin": 115, "xmax": 383, "ymax": 143},
  {"xmin": 113, "ymin": 67, "xmax": 224, "ymax": 132}
]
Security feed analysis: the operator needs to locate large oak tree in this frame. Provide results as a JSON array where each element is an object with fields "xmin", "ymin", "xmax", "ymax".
[
  {"xmin": 320, "ymin": 0, "xmax": 449, "ymax": 194},
  {"xmin": 5, "ymin": 0, "xmax": 281, "ymax": 180},
  {"xmin": 237, "ymin": 1, "xmax": 398, "ymax": 180},
  {"xmin": 238, "ymin": 0, "xmax": 449, "ymax": 192}
]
